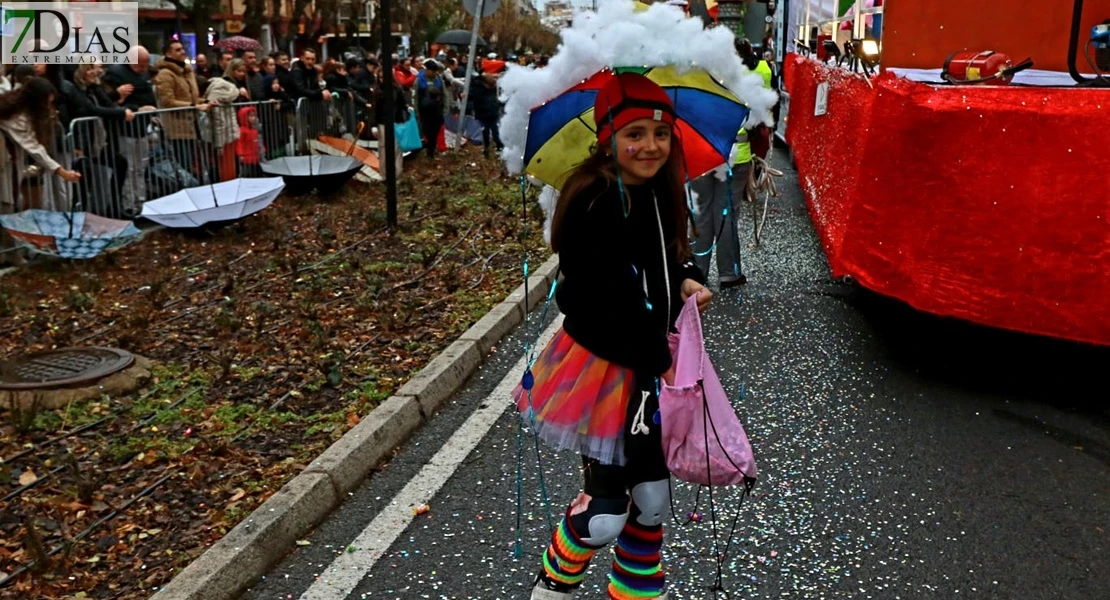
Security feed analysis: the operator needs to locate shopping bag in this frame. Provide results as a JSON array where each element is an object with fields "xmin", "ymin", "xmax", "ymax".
[
  {"xmin": 394, "ymin": 112, "xmax": 424, "ymax": 153},
  {"xmin": 659, "ymin": 294, "xmax": 757, "ymax": 486}
]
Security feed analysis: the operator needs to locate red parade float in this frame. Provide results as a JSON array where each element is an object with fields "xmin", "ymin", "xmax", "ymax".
[{"xmin": 783, "ymin": 0, "xmax": 1110, "ymax": 346}]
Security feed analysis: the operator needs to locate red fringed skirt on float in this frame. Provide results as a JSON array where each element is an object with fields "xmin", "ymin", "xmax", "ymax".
[{"xmin": 513, "ymin": 328, "xmax": 636, "ymax": 466}]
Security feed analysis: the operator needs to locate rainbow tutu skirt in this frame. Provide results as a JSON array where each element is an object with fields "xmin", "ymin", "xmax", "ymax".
[{"xmin": 514, "ymin": 328, "xmax": 636, "ymax": 466}]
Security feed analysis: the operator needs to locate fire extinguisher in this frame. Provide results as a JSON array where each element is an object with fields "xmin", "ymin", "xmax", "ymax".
[{"xmin": 942, "ymin": 51, "xmax": 1034, "ymax": 85}]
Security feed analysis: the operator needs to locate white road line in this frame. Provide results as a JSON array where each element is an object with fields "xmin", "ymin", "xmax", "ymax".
[{"xmin": 300, "ymin": 315, "xmax": 563, "ymax": 600}]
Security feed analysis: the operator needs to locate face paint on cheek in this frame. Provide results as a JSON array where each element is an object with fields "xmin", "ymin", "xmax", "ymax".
[{"xmin": 625, "ymin": 145, "xmax": 636, "ymax": 155}]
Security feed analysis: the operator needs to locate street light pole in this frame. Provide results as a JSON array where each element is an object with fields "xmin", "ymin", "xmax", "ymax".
[
  {"xmin": 380, "ymin": 0, "xmax": 399, "ymax": 229},
  {"xmin": 455, "ymin": 0, "xmax": 485, "ymax": 150}
]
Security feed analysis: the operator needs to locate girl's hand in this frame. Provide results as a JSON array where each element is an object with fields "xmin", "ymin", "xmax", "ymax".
[{"xmin": 681, "ymin": 279, "xmax": 712, "ymax": 313}]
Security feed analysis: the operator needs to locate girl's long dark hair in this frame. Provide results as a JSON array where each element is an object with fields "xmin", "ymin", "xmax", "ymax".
[
  {"xmin": 0, "ymin": 77, "xmax": 57, "ymax": 146},
  {"xmin": 551, "ymin": 135, "xmax": 693, "ymax": 261}
]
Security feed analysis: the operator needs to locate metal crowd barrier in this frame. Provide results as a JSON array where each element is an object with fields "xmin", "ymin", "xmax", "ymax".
[
  {"xmin": 3, "ymin": 95, "xmax": 360, "ymax": 236},
  {"xmin": 294, "ymin": 96, "xmax": 361, "ymax": 153},
  {"xmin": 0, "ymin": 126, "xmax": 70, "ymax": 263},
  {"xmin": 69, "ymin": 114, "xmax": 129, "ymax": 219},
  {"xmin": 65, "ymin": 106, "xmax": 214, "ymax": 219},
  {"xmin": 58, "ymin": 101, "xmax": 303, "ymax": 220},
  {"xmin": 247, "ymin": 99, "xmax": 296, "ymax": 161},
  {"xmin": 0, "ymin": 126, "xmax": 69, "ymax": 214},
  {"xmin": 198, "ymin": 99, "xmax": 269, "ymax": 184}
]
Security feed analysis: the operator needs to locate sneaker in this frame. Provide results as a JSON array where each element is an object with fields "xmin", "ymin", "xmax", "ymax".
[{"xmin": 530, "ymin": 572, "xmax": 575, "ymax": 600}]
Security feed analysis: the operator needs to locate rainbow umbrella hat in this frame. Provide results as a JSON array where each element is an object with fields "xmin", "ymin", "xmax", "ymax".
[{"xmin": 522, "ymin": 66, "xmax": 749, "ymax": 188}]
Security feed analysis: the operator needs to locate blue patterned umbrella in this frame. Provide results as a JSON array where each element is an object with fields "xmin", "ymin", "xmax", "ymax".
[{"xmin": 0, "ymin": 210, "xmax": 141, "ymax": 259}]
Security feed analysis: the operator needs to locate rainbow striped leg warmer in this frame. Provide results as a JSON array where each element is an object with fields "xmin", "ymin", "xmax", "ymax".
[
  {"xmin": 541, "ymin": 514, "xmax": 599, "ymax": 588},
  {"xmin": 607, "ymin": 519, "xmax": 665, "ymax": 599}
]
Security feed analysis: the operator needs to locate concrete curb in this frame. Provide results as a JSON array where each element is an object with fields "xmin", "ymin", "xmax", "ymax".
[{"xmin": 153, "ymin": 253, "xmax": 560, "ymax": 600}]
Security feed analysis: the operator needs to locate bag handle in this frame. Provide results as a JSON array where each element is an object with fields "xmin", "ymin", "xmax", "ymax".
[{"xmin": 672, "ymin": 293, "xmax": 707, "ymax": 384}]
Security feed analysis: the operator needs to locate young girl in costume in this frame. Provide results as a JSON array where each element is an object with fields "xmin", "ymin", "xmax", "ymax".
[{"xmin": 519, "ymin": 72, "xmax": 712, "ymax": 600}]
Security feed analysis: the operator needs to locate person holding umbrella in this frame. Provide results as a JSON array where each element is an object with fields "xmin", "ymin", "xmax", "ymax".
[
  {"xmin": 517, "ymin": 72, "xmax": 711, "ymax": 600},
  {"xmin": 498, "ymin": 7, "xmax": 775, "ymax": 590}
]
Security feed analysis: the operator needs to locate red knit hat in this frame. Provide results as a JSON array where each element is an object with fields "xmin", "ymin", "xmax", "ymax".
[{"xmin": 594, "ymin": 72, "xmax": 676, "ymax": 146}]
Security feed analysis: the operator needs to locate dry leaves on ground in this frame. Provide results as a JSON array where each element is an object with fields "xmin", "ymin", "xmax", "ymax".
[{"xmin": 0, "ymin": 149, "xmax": 546, "ymax": 598}]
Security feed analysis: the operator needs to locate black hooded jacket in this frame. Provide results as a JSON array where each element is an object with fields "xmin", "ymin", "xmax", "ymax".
[
  {"xmin": 555, "ymin": 177, "xmax": 704, "ymax": 378},
  {"xmin": 288, "ymin": 61, "xmax": 323, "ymax": 101}
]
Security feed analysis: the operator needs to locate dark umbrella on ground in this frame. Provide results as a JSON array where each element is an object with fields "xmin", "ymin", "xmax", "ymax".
[
  {"xmin": 312, "ymin": 136, "xmax": 382, "ymax": 183},
  {"xmin": 216, "ymin": 36, "xmax": 263, "ymax": 53},
  {"xmin": 260, "ymin": 155, "xmax": 364, "ymax": 195},
  {"xmin": 435, "ymin": 29, "xmax": 487, "ymax": 47}
]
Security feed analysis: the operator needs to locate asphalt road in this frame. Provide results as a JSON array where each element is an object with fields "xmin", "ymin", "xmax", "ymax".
[{"xmin": 242, "ymin": 156, "xmax": 1110, "ymax": 600}]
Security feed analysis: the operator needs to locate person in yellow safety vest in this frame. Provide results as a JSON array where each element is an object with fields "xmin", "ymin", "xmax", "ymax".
[
  {"xmin": 750, "ymin": 48, "xmax": 775, "ymax": 160},
  {"xmin": 735, "ymin": 126, "xmax": 753, "ymax": 165},
  {"xmin": 755, "ymin": 58, "xmax": 774, "ymax": 90}
]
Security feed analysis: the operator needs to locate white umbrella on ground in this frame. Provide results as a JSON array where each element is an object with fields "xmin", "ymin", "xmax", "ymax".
[{"xmin": 141, "ymin": 177, "xmax": 285, "ymax": 228}]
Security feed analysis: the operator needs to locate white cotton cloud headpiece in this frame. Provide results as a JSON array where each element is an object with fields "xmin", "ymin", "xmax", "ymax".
[{"xmin": 497, "ymin": 0, "xmax": 778, "ymax": 177}]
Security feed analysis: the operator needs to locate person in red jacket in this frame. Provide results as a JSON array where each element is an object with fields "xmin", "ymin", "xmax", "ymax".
[
  {"xmin": 236, "ymin": 106, "xmax": 265, "ymax": 177},
  {"xmin": 392, "ymin": 57, "xmax": 417, "ymax": 89}
]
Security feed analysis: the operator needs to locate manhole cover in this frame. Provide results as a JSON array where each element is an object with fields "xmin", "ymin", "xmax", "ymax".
[{"xmin": 0, "ymin": 347, "xmax": 134, "ymax": 390}]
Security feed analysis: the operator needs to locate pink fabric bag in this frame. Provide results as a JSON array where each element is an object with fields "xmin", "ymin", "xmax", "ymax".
[{"xmin": 659, "ymin": 294, "xmax": 757, "ymax": 486}]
